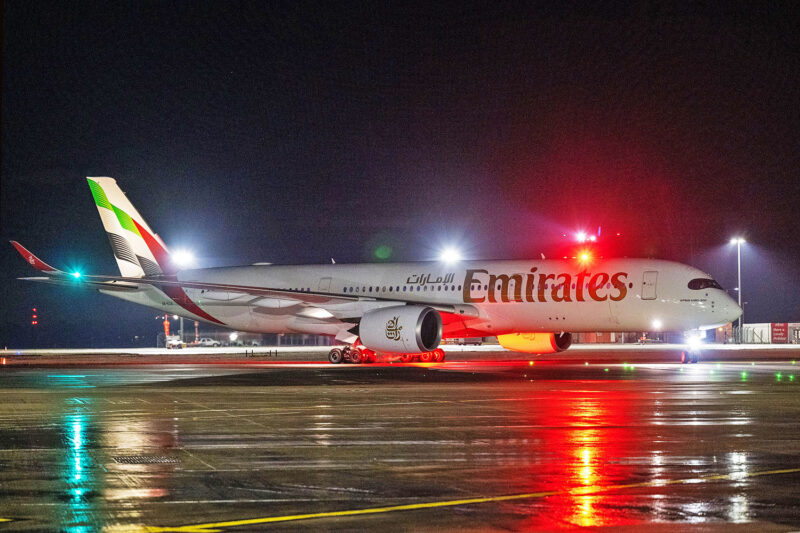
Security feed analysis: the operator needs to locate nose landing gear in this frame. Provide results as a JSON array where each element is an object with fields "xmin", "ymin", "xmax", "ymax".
[{"xmin": 680, "ymin": 350, "xmax": 699, "ymax": 364}]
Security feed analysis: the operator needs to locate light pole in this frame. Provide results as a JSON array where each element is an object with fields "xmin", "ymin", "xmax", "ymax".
[
  {"xmin": 171, "ymin": 249, "xmax": 195, "ymax": 344},
  {"xmin": 730, "ymin": 237, "xmax": 746, "ymax": 343},
  {"xmin": 172, "ymin": 314, "xmax": 183, "ymax": 343}
]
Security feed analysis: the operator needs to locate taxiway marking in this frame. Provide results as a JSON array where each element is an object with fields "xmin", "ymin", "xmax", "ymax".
[{"xmin": 146, "ymin": 467, "xmax": 800, "ymax": 532}]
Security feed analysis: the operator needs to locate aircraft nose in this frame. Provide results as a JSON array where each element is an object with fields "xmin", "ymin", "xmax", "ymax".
[{"xmin": 722, "ymin": 294, "xmax": 743, "ymax": 323}]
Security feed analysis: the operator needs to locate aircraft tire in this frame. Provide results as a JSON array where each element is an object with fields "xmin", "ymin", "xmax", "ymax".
[
  {"xmin": 419, "ymin": 351, "xmax": 433, "ymax": 363},
  {"xmin": 400, "ymin": 353, "xmax": 414, "ymax": 363},
  {"xmin": 328, "ymin": 348, "xmax": 343, "ymax": 364},
  {"xmin": 433, "ymin": 349, "xmax": 445, "ymax": 362},
  {"xmin": 350, "ymin": 348, "xmax": 362, "ymax": 364},
  {"xmin": 691, "ymin": 351, "xmax": 699, "ymax": 364}
]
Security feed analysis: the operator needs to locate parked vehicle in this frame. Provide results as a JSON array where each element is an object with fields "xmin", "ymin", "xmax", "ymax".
[
  {"xmin": 196, "ymin": 337, "xmax": 221, "ymax": 347},
  {"xmin": 165, "ymin": 335, "xmax": 186, "ymax": 349}
]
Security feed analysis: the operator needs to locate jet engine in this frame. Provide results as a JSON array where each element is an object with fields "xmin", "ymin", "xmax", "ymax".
[
  {"xmin": 497, "ymin": 332, "xmax": 572, "ymax": 354},
  {"xmin": 360, "ymin": 305, "xmax": 442, "ymax": 353}
]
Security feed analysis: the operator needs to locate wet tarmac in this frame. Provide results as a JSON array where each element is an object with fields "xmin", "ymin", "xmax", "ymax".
[{"xmin": 1, "ymin": 352, "xmax": 800, "ymax": 531}]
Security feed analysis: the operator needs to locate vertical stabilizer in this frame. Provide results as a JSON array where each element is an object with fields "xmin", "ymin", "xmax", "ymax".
[{"xmin": 87, "ymin": 177, "xmax": 171, "ymax": 278}]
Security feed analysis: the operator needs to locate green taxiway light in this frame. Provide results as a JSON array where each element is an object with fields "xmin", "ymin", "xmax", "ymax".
[
  {"xmin": 604, "ymin": 368, "xmax": 609, "ymax": 372},
  {"xmin": 776, "ymin": 373, "xmax": 782, "ymax": 381},
  {"xmin": 790, "ymin": 375, "xmax": 795, "ymax": 381},
  {"xmin": 741, "ymin": 371, "xmax": 747, "ymax": 380}
]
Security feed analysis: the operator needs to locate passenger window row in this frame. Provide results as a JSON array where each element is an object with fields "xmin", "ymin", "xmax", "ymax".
[{"xmin": 341, "ymin": 285, "xmax": 463, "ymax": 294}]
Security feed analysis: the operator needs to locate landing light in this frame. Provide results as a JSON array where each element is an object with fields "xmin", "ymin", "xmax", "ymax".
[
  {"xmin": 229, "ymin": 332, "xmax": 238, "ymax": 342},
  {"xmin": 71, "ymin": 272, "xmax": 81, "ymax": 278},
  {"xmin": 172, "ymin": 249, "xmax": 195, "ymax": 267},
  {"xmin": 439, "ymin": 247, "xmax": 462, "ymax": 263},
  {"xmin": 685, "ymin": 334, "xmax": 703, "ymax": 351},
  {"xmin": 652, "ymin": 319, "xmax": 663, "ymax": 330}
]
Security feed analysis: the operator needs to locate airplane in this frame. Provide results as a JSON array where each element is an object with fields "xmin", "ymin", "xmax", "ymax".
[{"xmin": 11, "ymin": 177, "xmax": 742, "ymax": 364}]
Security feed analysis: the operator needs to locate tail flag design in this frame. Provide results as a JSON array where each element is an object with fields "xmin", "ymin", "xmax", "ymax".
[{"xmin": 87, "ymin": 177, "xmax": 172, "ymax": 278}]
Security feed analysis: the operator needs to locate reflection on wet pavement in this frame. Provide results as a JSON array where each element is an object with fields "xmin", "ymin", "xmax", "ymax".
[{"xmin": 0, "ymin": 360, "xmax": 799, "ymax": 531}]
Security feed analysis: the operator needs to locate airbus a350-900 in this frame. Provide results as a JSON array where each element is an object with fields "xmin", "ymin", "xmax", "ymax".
[{"xmin": 12, "ymin": 177, "xmax": 742, "ymax": 363}]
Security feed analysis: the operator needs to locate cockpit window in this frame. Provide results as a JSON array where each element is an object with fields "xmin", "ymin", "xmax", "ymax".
[{"xmin": 688, "ymin": 278, "xmax": 723, "ymax": 290}]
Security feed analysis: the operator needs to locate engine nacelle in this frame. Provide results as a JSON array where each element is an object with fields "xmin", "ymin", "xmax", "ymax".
[
  {"xmin": 497, "ymin": 332, "xmax": 572, "ymax": 354},
  {"xmin": 360, "ymin": 305, "xmax": 442, "ymax": 353}
]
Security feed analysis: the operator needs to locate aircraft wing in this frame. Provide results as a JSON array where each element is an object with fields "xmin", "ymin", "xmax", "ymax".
[
  {"xmin": 18, "ymin": 276, "xmax": 142, "ymax": 292},
  {"xmin": 11, "ymin": 241, "xmax": 146, "ymax": 292},
  {"xmin": 11, "ymin": 241, "xmax": 477, "ymax": 319}
]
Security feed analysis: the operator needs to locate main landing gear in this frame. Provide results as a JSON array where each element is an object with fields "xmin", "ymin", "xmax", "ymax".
[
  {"xmin": 328, "ymin": 345, "xmax": 377, "ymax": 364},
  {"xmin": 327, "ymin": 346, "xmax": 445, "ymax": 364}
]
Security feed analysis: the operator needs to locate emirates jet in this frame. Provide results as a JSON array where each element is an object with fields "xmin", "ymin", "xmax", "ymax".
[{"xmin": 12, "ymin": 178, "xmax": 741, "ymax": 363}]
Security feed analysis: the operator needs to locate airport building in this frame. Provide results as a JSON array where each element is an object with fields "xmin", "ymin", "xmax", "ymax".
[{"xmin": 741, "ymin": 322, "xmax": 800, "ymax": 344}]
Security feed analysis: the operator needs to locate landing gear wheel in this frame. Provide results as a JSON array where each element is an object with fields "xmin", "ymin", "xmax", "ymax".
[
  {"xmin": 419, "ymin": 351, "xmax": 433, "ymax": 363},
  {"xmin": 691, "ymin": 351, "xmax": 699, "ymax": 364},
  {"xmin": 433, "ymin": 349, "xmax": 445, "ymax": 362},
  {"xmin": 400, "ymin": 353, "xmax": 415, "ymax": 363},
  {"xmin": 328, "ymin": 348, "xmax": 343, "ymax": 364},
  {"xmin": 350, "ymin": 348, "xmax": 362, "ymax": 364},
  {"xmin": 680, "ymin": 351, "xmax": 689, "ymax": 364}
]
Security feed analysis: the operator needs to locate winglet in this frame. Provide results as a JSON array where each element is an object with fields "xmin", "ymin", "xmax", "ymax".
[{"xmin": 9, "ymin": 241, "xmax": 62, "ymax": 274}]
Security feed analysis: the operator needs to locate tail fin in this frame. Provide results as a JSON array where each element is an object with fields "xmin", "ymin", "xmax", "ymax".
[{"xmin": 87, "ymin": 177, "xmax": 172, "ymax": 278}]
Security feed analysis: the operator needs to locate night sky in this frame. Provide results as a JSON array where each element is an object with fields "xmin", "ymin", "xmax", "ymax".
[{"xmin": 2, "ymin": 2, "xmax": 799, "ymax": 347}]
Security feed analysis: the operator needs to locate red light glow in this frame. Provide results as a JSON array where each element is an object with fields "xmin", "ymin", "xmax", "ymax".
[{"xmin": 516, "ymin": 390, "xmax": 640, "ymax": 528}]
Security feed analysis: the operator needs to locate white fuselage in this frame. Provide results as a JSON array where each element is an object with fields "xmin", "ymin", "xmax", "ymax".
[{"xmin": 102, "ymin": 258, "xmax": 742, "ymax": 338}]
